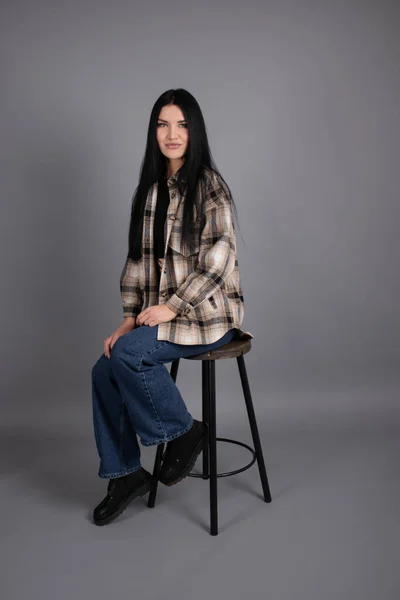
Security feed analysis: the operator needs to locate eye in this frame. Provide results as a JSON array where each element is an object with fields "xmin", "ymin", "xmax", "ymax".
[{"xmin": 157, "ymin": 122, "xmax": 188, "ymax": 127}]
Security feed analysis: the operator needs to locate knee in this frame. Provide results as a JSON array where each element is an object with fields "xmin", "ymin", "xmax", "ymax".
[
  {"xmin": 109, "ymin": 335, "xmax": 142, "ymax": 370},
  {"xmin": 91, "ymin": 353, "xmax": 111, "ymax": 382},
  {"xmin": 109, "ymin": 335, "xmax": 127, "ymax": 363}
]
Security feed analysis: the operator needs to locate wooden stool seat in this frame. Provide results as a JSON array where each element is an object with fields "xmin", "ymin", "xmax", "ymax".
[{"xmin": 185, "ymin": 338, "xmax": 251, "ymax": 361}]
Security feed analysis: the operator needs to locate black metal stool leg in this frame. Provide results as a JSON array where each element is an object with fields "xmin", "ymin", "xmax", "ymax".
[
  {"xmin": 207, "ymin": 360, "xmax": 218, "ymax": 535},
  {"xmin": 147, "ymin": 443, "xmax": 164, "ymax": 508},
  {"xmin": 202, "ymin": 361, "xmax": 210, "ymax": 478},
  {"xmin": 236, "ymin": 355, "xmax": 272, "ymax": 503},
  {"xmin": 148, "ymin": 358, "xmax": 180, "ymax": 508}
]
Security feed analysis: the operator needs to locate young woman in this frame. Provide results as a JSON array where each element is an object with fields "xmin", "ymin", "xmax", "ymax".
[{"xmin": 91, "ymin": 88, "xmax": 253, "ymax": 526}]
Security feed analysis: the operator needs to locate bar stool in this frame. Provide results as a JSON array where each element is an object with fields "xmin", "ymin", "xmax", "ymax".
[{"xmin": 147, "ymin": 334, "xmax": 272, "ymax": 535}]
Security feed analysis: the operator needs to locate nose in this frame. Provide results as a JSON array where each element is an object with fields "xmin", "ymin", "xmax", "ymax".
[{"xmin": 166, "ymin": 125, "xmax": 179, "ymax": 140}]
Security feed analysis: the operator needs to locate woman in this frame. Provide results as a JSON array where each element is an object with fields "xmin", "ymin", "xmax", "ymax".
[{"xmin": 91, "ymin": 88, "xmax": 253, "ymax": 526}]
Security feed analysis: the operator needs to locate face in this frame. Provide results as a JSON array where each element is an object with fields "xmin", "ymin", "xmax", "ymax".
[{"xmin": 156, "ymin": 104, "xmax": 189, "ymax": 163}]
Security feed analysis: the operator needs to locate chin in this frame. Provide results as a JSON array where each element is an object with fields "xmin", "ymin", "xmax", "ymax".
[{"xmin": 165, "ymin": 148, "xmax": 186, "ymax": 155}]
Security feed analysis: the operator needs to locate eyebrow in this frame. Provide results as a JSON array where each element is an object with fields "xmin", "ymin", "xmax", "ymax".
[{"xmin": 157, "ymin": 118, "xmax": 187, "ymax": 123}]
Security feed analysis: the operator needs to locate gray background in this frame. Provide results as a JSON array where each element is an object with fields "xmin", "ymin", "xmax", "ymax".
[{"xmin": 1, "ymin": 0, "xmax": 399, "ymax": 599}]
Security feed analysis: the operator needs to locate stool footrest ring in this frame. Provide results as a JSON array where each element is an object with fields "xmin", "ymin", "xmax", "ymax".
[{"xmin": 188, "ymin": 437, "xmax": 257, "ymax": 479}]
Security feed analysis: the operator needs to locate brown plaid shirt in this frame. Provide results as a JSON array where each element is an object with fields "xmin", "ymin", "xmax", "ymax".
[{"xmin": 120, "ymin": 167, "xmax": 254, "ymax": 345}]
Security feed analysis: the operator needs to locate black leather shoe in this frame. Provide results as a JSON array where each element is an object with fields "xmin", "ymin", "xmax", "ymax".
[
  {"xmin": 93, "ymin": 467, "xmax": 152, "ymax": 526},
  {"xmin": 158, "ymin": 419, "xmax": 206, "ymax": 486}
]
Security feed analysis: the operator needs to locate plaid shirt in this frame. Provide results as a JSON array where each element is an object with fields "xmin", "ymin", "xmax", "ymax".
[{"xmin": 120, "ymin": 167, "xmax": 254, "ymax": 345}]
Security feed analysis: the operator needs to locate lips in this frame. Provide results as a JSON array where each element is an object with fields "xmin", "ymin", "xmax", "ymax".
[{"xmin": 166, "ymin": 144, "xmax": 181, "ymax": 148}]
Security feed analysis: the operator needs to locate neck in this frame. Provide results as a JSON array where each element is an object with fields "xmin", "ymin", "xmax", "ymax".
[{"xmin": 166, "ymin": 158, "xmax": 184, "ymax": 178}]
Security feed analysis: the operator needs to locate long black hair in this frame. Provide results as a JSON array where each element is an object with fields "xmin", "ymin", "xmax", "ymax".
[{"xmin": 127, "ymin": 88, "xmax": 241, "ymax": 260}]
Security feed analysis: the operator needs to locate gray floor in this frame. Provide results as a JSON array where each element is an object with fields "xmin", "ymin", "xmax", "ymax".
[{"xmin": 1, "ymin": 383, "xmax": 399, "ymax": 600}]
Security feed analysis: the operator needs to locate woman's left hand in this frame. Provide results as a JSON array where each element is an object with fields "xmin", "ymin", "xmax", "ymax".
[{"xmin": 136, "ymin": 304, "xmax": 178, "ymax": 327}]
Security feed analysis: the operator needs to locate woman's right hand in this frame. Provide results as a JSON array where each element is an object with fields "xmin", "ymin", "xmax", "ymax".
[{"xmin": 103, "ymin": 318, "xmax": 137, "ymax": 358}]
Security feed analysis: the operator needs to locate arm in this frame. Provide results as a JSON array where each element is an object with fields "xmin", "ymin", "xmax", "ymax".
[
  {"xmin": 165, "ymin": 178, "xmax": 236, "ymax": 316},
  {"xmin": 120, "ymin": 256, "xmax": 143, "ymax": 319}
]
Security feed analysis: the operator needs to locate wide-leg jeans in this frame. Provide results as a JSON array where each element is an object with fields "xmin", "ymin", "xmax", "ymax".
[{"xmin": 91, "ymin": 324, "xmax": 237, "ymax": 479}]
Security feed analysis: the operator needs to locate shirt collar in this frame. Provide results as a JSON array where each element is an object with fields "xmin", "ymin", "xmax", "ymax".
[
  {"xmin": 167, "ymin": 172, "xmax": 178, "ymax": 187},
  {"xmin": 165, "ymin": 166, "xmax": 185, "ymax": 187}
]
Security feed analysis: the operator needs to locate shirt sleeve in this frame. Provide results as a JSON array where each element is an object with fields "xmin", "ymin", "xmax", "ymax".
[
  {"xmin": 165, "ymin": 175, "xmax": 236, "ymax": 316},
  {"xmin": 120, "ymin": 256, "xmax": 143, "ymax": 319}
]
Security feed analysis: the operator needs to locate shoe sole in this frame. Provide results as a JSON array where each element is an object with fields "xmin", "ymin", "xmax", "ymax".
[
  {"xmin": 93, "ymin": 478, "xmax": 152, "ymax": 526},
  {"xmin": 161, "ymin": 430, "xmax": 207, "ymax": 487}
]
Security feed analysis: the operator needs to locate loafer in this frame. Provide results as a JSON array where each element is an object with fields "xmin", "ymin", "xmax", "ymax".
[
  {"xmin": 93, "ymin": 467, "xmax": 152, "ymax": 526},
  {"xmin": 158, "ymin": 419, "xmax": 206, "ymax": 486}
]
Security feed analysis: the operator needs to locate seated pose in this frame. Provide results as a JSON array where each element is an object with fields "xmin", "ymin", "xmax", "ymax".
[{"xmin": 91, "ymin": 87, "xmax": 253, "ymax": 526}]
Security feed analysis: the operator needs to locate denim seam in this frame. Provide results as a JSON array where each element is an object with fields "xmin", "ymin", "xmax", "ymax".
[
  {"xmin": 141, "ymin": 340, "xmax": 170, "ymax": 359},
  {"xmin": 137, "ymin": 352, "xmax": 167, "ymax": 440},
  {"xmin": 117, "ymin": 338, "xmax": 194, "ymax": 446},
  {"xmin": 99, "ymin": 464, "xmax": 142, "ymax": 479},
  {"xmin": 135, "ymin": 340, "xmax": 194, "ymax": 446},
  {"xmin": 118, "ymin": 403, "xmax": 126, "ymax": 467},
  {"xmin": 117, "ymin": 345, "xmax": 169, "ymax": 440},
  {"xmin": 91, "ymin": 374, "xmax": 103, "ymax": 456},
  {"xmin": 140, "ymin": 415, "xmax": 194, "ymax": 446}
]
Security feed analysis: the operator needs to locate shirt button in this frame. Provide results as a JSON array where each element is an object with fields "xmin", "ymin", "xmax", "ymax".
[
  {"xmin": 171, "ymin": 192, "xmax": 176, "ymax": 199},
  {"xmin": 168, "ymin": 215, "xmax": 176, "ymax": 220}
]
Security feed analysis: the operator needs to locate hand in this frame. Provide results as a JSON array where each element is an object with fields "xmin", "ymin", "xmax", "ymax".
[
  {"xmin": 104, "ymin": 319, "xmax": 135, "ymax": 359},
  {"xmin": 136, "ymin": 304, "xmax": 177, "ymax": 327}
]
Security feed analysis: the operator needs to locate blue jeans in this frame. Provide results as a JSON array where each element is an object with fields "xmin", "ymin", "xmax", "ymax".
[{"xmin": 91, "ymin": 324, "xmax": 237, "ymax": 479}]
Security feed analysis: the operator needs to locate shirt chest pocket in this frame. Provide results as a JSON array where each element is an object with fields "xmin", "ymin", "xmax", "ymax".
[{"xmin": 167, "ymin": 217, "xmax": 201, "ymax": 257}]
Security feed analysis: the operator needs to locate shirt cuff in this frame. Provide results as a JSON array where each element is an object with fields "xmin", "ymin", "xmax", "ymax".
[{"xmin": 165, "ymin": 294, "xmax": 193, "ymax": 316}]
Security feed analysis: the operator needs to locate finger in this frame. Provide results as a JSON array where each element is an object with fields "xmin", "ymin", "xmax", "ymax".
[{"xmin": 138, "ymin": 310, "xmax": 149, "ymax": 325}]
